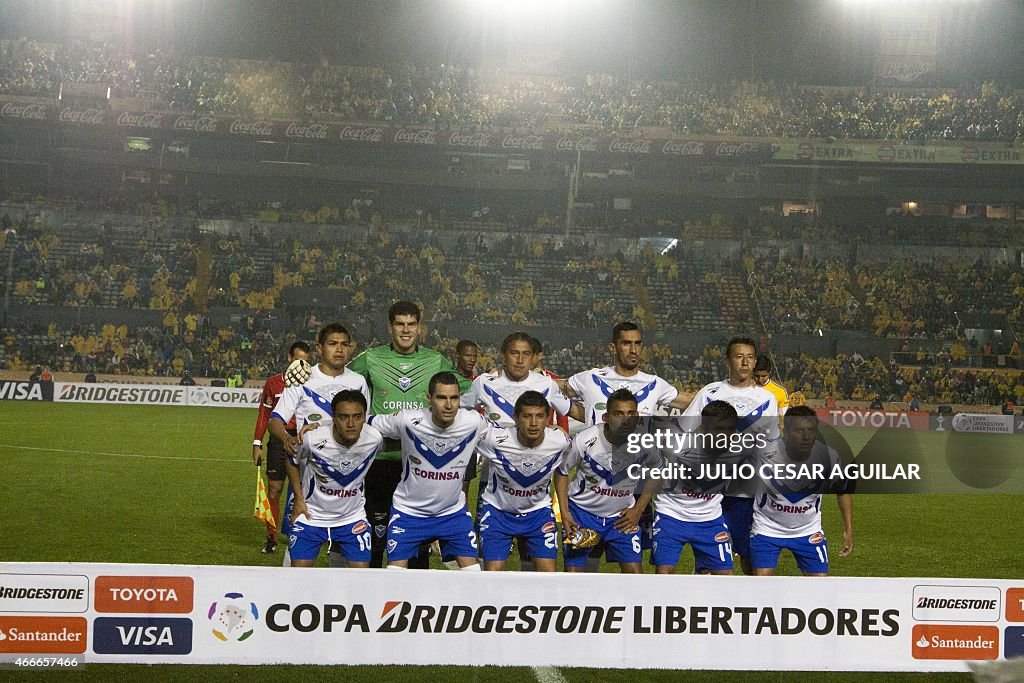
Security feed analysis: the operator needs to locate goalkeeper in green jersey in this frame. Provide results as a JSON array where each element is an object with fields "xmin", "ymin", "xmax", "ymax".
[{"xmin": 348, "ymin": 301, "xmax": 471, "ymax": 568}]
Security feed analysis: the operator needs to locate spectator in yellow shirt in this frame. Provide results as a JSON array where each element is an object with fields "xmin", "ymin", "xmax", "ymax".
[{"xmin": 753, "ymin": 354, "xmax": 790, "ymax": 417}]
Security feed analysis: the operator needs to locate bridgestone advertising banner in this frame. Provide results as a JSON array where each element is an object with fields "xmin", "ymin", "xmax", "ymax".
[
  {"xmin": 53, "ymin": 383, "xmax": 260, "ymax": 408},
  {"xmin": 1, "ymin": 563, "xmax": 1022, "ymax": 670}
]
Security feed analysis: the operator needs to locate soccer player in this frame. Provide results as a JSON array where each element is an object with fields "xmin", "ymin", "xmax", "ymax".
[
  {"xmin": 369, "ymin": 372, "xmax": 491, "ymax": 569},
  {"xmin": 454, "ymin": 339, "xmax": 479, "ymax": 385},
  {"xmin": 554, "ymin": 389, "xmax": 654, "ymax": 574},
  {"xmin": 270, "ymin": 323, "xmax": 370, "ymax": 566},
  {"xmin": 650, "ymin": 401, "xmax": 739, "ymax": 575},
  {"xmin": 681, "ymin": 336, "xmax": 780, "ymax": 575},
  {"xmin": 463, "ymin": 332, "xmax": 581, "ymax": 426},
  {"xmin": 530, "ymin": 337, "xmax": 569, "ymax": 432},
  {"xmin": 252, "ymin": 340, "xmax": 311, "ymax": 554},
  {"xmin": 753, "ymin": 355, "xmax": 790, "ymax": 417},
  {"xmin": 348, "ymin": 301, "xmax": 466, "ymax": 568},
  {"xmin": 562, "ymin": 322, "xmax": 692, "ymax": 426},
  {"xmin": 750, "ymin": 406, "xmax": 854, "ymax": 576},
  {"xmin": 475, "ymin": 391, "xmax": 570, "ymax": 571},
  {"xmin": 285, "ymin": 390, "xmax": 383, "ymax": 568}
]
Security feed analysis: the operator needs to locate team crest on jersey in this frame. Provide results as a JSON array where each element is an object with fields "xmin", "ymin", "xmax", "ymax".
[
  {"xmin": 521, "ymin": 461, "xmax": 535, "ymax": 470},
  {"xmin": 399, "ymin": 377, "xmax": 413, "ymax": 391},
  {"xmin": 433, "ymin": 439, "xmax": 452, "ymax": 452},
  {"xmin": 374, "ymin": 525, "xmax": 386, "ymax": 537},
  {"xmin": 387, "ymin": 540, "xmax": 398, "ymax": 553},
  {"xmin": 339, "ymin": 460, "xmax": 352, "ymax": 470}
]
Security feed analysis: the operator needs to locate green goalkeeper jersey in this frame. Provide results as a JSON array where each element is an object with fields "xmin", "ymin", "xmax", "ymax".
[{"xmin": 347, "ymin": 345, "xmax": 470, "ymax": 460}]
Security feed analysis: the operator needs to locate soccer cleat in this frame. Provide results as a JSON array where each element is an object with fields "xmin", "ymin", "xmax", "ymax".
[{"xmin": 261, "ymin": 539, "xmax": 278, "ymax": 554}]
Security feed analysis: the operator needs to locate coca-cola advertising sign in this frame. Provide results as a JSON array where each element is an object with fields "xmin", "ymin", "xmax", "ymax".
[
  {"xmin": 714, "ymin": 141, "xmax": 763, "ymax": 158},
  {"xmin": 58, "ymin": 107, "xmax": 105, "ymax": 125},
  {"xmin": 393, "ymin": 128, "xmax": 438, "ymax": 145},
  {"xmin": 285, "ymin": 122, "xmax": 329, "ymax": 139},
  {"xmin": 173, "ymin": 115, "xmax": 218, "ymax": 133},
  {"xmin": 608, "ymin": 138, "xmax": 652, "ymax": 155},
  {"xmin": 116, "ymin": 111, "xmax": 165, "ymax": 129},
  {"xmin": 501, "ymin": 134, "xmax": 545, "ymax": 151},
  {"xmin": 339, "ymin": 126, "xmax": 384, "ymax": 143},
  {"xmin": 662, "ymin": 140, "xmax": 705, "ymax": 156},
  {"xmin": 448, "ymin": 132, "xmax": 492, "ymax": 147},
  {"xmin": 556, "ymin": 137, "xmax": 598, "ymax": 152},
  {"xmin": 228, "ymin": 119, "xmax": 275, "ymax": 136},
  {"xmin": 0, "ymin": 102, "xmax": 49, "ymax": 120}
]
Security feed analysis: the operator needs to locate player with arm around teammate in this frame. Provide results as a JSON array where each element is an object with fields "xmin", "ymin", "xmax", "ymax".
[
  {"xmin": 475, "ymin": 391, "xmax": 571, "ymax": 571},
  {"xmin": 750, "ymin": 406, "xmax": 854, "ymax": 577},
  {"xmin": 370, "ymin": 372, "xmax": 491, "ymax": 570},
  {"xmin": 285, "ymin": 390, "xmax": 383, "ymax": 568},
  {"xmin": 553, "ymin": 389, "xmax": 655, "ymax": 574}
]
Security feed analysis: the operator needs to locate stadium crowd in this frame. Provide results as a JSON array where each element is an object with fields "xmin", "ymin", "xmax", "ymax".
[{"xmin": 3, "ymin": 38, "xmax": 1024, "ymax": 140}]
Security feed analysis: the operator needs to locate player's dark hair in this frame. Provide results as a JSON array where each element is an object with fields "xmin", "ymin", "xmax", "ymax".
[
  {"xmin": 501, "ymin": 331, "xmax": 535, "ymax": 354},
  {"xmin": 725, "ymin": 336, "xmax": 757, "ymax": 358},
  {"xmin": 701, "ymin": 400, "xmax": 738, "ymax": 420},
  {"xmin": 754, "ymin": 354, "xmax": 773, "ymax": 373},
  {"xmin": 606, "ymin": 388, "xmax": 638, "ymax": 411},
  {"xmin": 289, "ymin": 340, "xmax": 311, "ymax": 357},
  {"xmin": 515, "ymin": 390, "xmax": 551, "ymax": 416},
  {"xmin": 388, "ymin": 300, "xmax": 421, "ymax": 323},
  {"xmin": 331, "ymin": 389, "xmax": 367, "ymax": 413},
  {"xmin": 612, "ymin": 321, "xmax": 641, "ymax": 342},
  {"xmin": 456, "ymin": 339, "xmax": 478, "ymax": 353},
  {"xmin": 786, "ymin": 405, "xmax": 818, "ymax": 420},
  {"xmin": 317, "ymin": 323, "xmax": 350, "ymax": 346},
  {"xmin": 428, "ymin": 371, "xmax": 461, "ymax": 396},
  {"xmin": 529, "ymin": 336, "xmax": 543, "ymax": 355}
]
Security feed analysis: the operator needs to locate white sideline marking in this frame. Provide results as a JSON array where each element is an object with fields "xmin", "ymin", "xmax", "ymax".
[
  {"xmin": 532, "ymin": 666, "xmax": 568, "ymax": 683},
  {"xmin": 0, "ymin": 444, "xmax": 245, "ymax": 463}
]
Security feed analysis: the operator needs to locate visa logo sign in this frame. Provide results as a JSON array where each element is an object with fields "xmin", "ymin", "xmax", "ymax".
[{"xmin": 93, "ymin": 617, "xmax": 192, "ymax": 655}]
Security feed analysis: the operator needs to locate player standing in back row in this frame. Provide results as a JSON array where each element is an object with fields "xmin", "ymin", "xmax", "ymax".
[
  {"xmin": 348, "ymin": 301, "xmax": 469, "ymax": 568},
  {"xmin": 680, "ymin": 336, "xmax": 780, "ymax": 575}
]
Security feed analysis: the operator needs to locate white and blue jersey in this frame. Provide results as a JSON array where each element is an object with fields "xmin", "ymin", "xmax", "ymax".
[
  {"xmin": 287, "ymin": 424, "xmax": 382, "ymax": 563},
  {"xmin": 477, "ymin": 426, "xmax": 569, "ymax": 513},
  {"xmin": 567, "ymin": 366, "xmax": 678, "ymax": 427},
  {"xmin": 370, "ymin": 407, "xmax": 491, "ymax": 517},
  {"xmin": 475, "ymin": 426, "xmax": 569, "ymax": 563},
  {"xmin": 559, "ymin": 424, "xmax": 656, "ymax": 519},
  {"xmin": 272, "ymin": 365, "xmax": 371, "ymax": 429},
  {"xmin": 750, "ymin": 441, "xmax": 845, "ymax": 574},
  {"xmin": 462, "ymin": 369, "xmax": 571, "ymax": 426},
  {"xmin": 290, "ymin": 423, "xmax": 382, "ymax": 527}
]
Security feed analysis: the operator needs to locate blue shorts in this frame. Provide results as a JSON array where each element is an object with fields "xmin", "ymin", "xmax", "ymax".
[
  {"xmin": 386, "ymin": 506, "xmax": 477, "ymax": 562},
  {"xmin": 651, "ymin": 514, "xmax": 733, "ymax": 571},
  {"xmin": 477, "ymin": 503, "xmax": 558, "ymax": 562},
  {"xmin": 564, "ymin": 501, "xmax": 641, "ymax": 568},
  {"xmin": 288, "ymin": 518, "xmax": 372, "ymax": 563},
  {"xmin": 750, "ymin": 531, "xmax": 829, "ymax": 574},
  {"xmin": 721, "ymin": 496, "xmax": 753, "ymax": 558}
]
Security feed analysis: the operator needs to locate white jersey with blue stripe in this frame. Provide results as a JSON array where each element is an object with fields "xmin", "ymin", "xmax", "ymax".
[
  {"xmin": 679, "ymin": 380, "xmax": 780, "ymax": 498},
  {"xmin": 567, "ymin": 366, "xmax": 678, "ymax": 427},
  {"xmin": 271, "ymin": 365, "xmax": 371, "ymax": 428},
  {"xmin": 462, "ymin": 369, "xmax": 571, "ymax": 427},
  {"xmin": 477, "ymin": 426, "xmax": 570, "ymax": 514},
  {"xmin": 753, "ymin": 440, "xmax": 845, "ymax": 539},
  {"xmin": 559, "ymin": 424, "xmax": 656, "ymax": 518},
  {"xmin": 293, "ymin": 423, "xmax": 383, "ymax": 527},
  {"xmin": 371, "ymin": 408, "xmax": 491, "ymax": 517}
]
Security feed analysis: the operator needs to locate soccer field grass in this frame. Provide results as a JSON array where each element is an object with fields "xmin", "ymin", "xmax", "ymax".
[{"xmin": 1, "ymin": 402, "xmax": 1020, "ymax": 681}]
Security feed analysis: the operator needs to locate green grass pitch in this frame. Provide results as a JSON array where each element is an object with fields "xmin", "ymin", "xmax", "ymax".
[{"xmin": 0, "ymin": 402, "xmax": 1020, "ymax": 681}]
